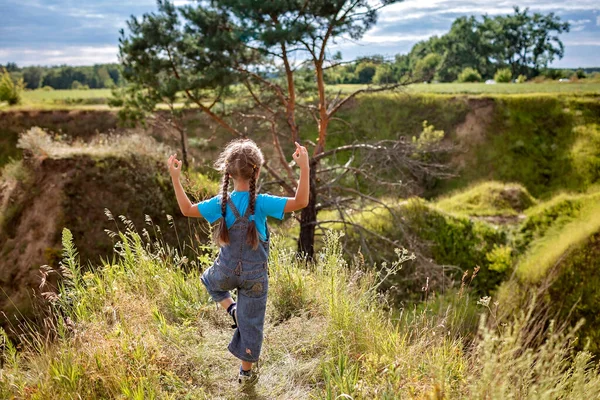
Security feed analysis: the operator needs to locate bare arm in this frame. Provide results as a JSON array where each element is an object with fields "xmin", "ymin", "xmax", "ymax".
[
  {"xmin": 168, "ymin": 154, "xmax": 201, "ymax": 218},
  {"xmin": 284, "ymin": 143, "xmax": 310, "ymax": 212}
]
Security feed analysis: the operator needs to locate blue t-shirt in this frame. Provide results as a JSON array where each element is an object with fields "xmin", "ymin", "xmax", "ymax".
[{"xmin": 197, "ymin": 191, "xmax": 288, "ymax": 241}]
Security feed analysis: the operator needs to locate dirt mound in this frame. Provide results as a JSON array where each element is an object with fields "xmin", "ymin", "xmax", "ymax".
[{"xmin": 0, "ymin": 151, "xmax": 211, "ymax": 334}]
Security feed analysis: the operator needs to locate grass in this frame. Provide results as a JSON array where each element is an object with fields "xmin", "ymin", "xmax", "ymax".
[
  {"xmin": 0, "ymin": 218, "xmax": 600, "ymax": 399},
  {"xmin": 435, "ymin": 181, "xmax": 536, "ymax": 217},
  {"xmin": 330, "ymin": 82, "xmax": 600, "ymax": 95},
  {"xmin": 2, "ymin": 222, "xmax": 599, "ymax": 399},
  {"xmin": 21, "ymin": 89, "xmax": 113, "ymax": 107},
  {"xmin": 16, "ymin": 126, "xmax": 171, "ymax": 161},
  {"xmin": 516, "ymin": 198, "xmax": 600, "ymax": 282}
]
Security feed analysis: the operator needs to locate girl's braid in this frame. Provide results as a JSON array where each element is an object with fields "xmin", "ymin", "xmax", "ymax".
[
  {"xmin": 213, "ymin": 171, "xmax": 230, "ymax": 246},
  {"xmin": 246, "ymin": 164, "xmax": 259, "ymax": 249},
  {"xmin": 221, "ymin": 172, "xmax": 229, "ymax": 218}
]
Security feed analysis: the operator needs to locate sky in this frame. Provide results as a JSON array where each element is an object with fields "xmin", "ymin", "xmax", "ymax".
[{"xmin": 0, "ymin": 0, "xmax": 599, "ymax": 68}]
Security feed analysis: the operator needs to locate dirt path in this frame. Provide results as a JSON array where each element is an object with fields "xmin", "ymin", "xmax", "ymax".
[{"xmin": 195, "ymin": 308, "xmax": 325, "ymax": 399}]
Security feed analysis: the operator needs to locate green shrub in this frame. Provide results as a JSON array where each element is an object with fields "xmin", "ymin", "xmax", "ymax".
[
  {"xmin": 412, "ymin": 120, "xmax": 444, "ymax": 150},
  {"xmin": 457, "ymin": 67, "xmax": 482, "ymax": 83},
  {"xmin": 0, "ymin": 68, "xmax": 23, "ymax": 105},
  {"xmin": 414, "ymin": 53, "xmax": 442, "ymax": 83},
  {"xmin": 331, "ymin": 199, "xmax": 509, "ymax": 296},
  {"xmin": 485, "ymin": 245, "xmax": 513, "ymax": 273},
  {"xmin": 494, "ymin": 68, "xmax": 512, "ymax": 83},
  {"xmin": 516, "ymin": 74, "xmax": 527, "ymax": 83},
  {"xmin": 373, "ymin": 64, "xmax": 397, "ymax": 84}
]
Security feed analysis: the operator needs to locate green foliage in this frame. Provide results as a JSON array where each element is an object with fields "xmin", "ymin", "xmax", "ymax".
[
  {"xmin": 458, "ymin": 67, "xmax": 483, "ymax": 82},
  {"xmin": 70, "ymin": 80, "xmax": 89, "ymax": 90},
  {"xmin": 486, "ymin": 245, "xmax": 513, "ymax": 273},
  {"xmin": 0, "ymin": 68, "xmax": 23, "ymax": 105},
  {"xmin": 482, "ymin": 7, "xmax": 570, "ymax": 77},
  {"xmin": 41, "ymin": 64, "xmax": 122, "ymax": 89},
  {"xmin": 405, "ymin": 8, "xmax": 569, "ymax": 82},
  {"xmin": 516, "ymin": 74, "xmax": 527, "ymax": 83},
  {"xmin": 494, "ymin": 68, "xmax": 512, "ymax": 83},
  {"xmin": 328, "ymin": 199, "xmax": 508, "ymax": 295},
  {"xmin": 402, "ymin": 200, "xmax": 508, "ymax": 292},
  {"xmin": 412, "ymin": 120, "xmax": 444, "ymax": 150},
  {"xmin": 22, "ymin": 66, "xmax": 44, "ymax": 89},
  {"xmin": 570, "ymin": 124, "xmax": 600, "ymax": 186},
  {"xmin": 575, "ymin": 69, "xmax": 586, "ymax": 79},
  {"xmin": 355, "ymin": 62, "xmax": 377, "ymax": 84},
  {"xmin": 414, "ymin": 53, "xmax": 442, "ymax": 82},
  {"xmin": 0, "ymin": 63, "xmax": 122, "ymax": 90},
  {"xmin": 436, "ymin": 181, "xmax": 536, "ymax": 217},
  {"xmin": 372, "ymin": 63, "xmax": 397, "ymax": 84}
]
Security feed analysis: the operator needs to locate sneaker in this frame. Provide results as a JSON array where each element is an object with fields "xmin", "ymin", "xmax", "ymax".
[
  {"xmin": 227, "ymin": 303, "xmax": 237, "ymax": 329},
  {"xmin": 238, "ymin": 366, "xmax": 258, "ymax": 386}
]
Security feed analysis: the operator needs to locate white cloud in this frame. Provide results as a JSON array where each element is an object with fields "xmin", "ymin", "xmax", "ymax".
[
  {"xmin": 0, "ymin": 46, "xmax": 119, "ymax": 66},
  {"xmin": 381, "ymin": 0, "xmax": 600, "ymax": 23},
  {"xmin": 568, "ymin": 19, "xmax": 591, "ymax": 32}
]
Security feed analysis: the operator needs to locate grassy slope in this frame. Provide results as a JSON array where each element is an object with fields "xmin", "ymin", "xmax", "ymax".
[
  {"xmin": 516, "ymin": 191, "xmax": 600, "ymax": 282},
  {"xmin": 2, "ymin": 228, "xmax": 599, "ymax": 399},
  {"xmin": 435, "ymin": 181, "xmax": 536, "ymax": 217}
]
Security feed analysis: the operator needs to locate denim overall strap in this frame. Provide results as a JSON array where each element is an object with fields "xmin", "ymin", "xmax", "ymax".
[
  {"xmin": 243, "ymin": 197, "xmax": 253, "ymax": 219},
  {"xmin": 227, "ymin": 198, "xmax": 242, "ymax": 219}
]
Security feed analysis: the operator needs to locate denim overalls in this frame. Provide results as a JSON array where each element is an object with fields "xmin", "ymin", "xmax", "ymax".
[{"xmin": 200, "ymin": 198, "xmax": 269, "ymax": 363}]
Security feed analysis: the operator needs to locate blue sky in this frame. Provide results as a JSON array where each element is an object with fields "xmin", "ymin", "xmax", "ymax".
[{"xmin": 1, "ymin": 0, "xmax": 599, "ymax": 67}]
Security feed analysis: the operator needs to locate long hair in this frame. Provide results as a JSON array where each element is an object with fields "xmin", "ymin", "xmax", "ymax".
[{"xmin": 212, "ymin": 138, "xmax": 264, "ymax": 249}]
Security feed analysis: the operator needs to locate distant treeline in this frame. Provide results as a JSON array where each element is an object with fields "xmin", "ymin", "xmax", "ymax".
[
  {"xmin": 2, "ymin": 7, "xmax": 599, "ymax": 90},
  {"xmin": 0, "ymin": 63, "xmax": 122, "ymax": 90},
  {"xmin": 325, "ymin": 7, "xmax": 596, "ymax": 85}
]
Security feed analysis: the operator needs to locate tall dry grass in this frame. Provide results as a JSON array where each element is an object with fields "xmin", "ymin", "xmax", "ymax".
[{"xmin": 1, "ymin": 217, "xmax": 599, "ymax": 399}]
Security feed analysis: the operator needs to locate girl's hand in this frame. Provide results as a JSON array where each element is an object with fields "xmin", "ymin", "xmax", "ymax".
[
  {"xmin": 292, "ymin": 142, "xmax": 309, "ymax": 170},
  {"xmin": 168, "ymin": 154, "xmax": 182, "ymax": 179}
]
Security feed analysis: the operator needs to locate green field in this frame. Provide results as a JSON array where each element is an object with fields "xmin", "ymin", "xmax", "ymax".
[
  {"xmin": 4, "ymin": 81, "xmax": 599, "ymax": 110},
  {"xmin": 18, "ymin": 88, "xmax": 114, "ymax": 108},
  {"xmin": 334, "ymin": 81, "xmax": 600, "ymax": 95}
]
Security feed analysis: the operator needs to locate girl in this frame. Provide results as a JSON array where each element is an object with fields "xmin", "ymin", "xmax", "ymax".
[{"xmin": 167, "ymin": 138, "xmax": 309, "ymax": 385}]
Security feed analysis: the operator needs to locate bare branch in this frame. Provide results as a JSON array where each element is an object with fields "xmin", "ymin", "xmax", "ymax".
[
  {"xmin": 327, "ymin": 83, "xmax": 406, "ymax": 118},
  {"xmin": 262, "ymin": 161, "xmax": 296, "ymax": 196},
  {"xmin": 313, "ymin": 143, "xmax": 387, "ymax": 161}
]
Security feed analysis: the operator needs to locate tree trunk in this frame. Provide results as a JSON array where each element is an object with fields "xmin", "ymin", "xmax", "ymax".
[
  {"xmin": 298, "ymin": 158, "xmax": 318, "ymax": 259},
  {"xmin": 177, "ymin": 125, "xmax": 189, "ymax": 171}
]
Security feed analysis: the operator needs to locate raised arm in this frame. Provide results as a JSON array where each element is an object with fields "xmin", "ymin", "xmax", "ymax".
[
  {"xmin": 284, "ymin": 142, "xmax": 310, "ymax": 212},
  {"xmin": 168, "ymin": 154, "xmax": 201, "ymax": 217}
]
